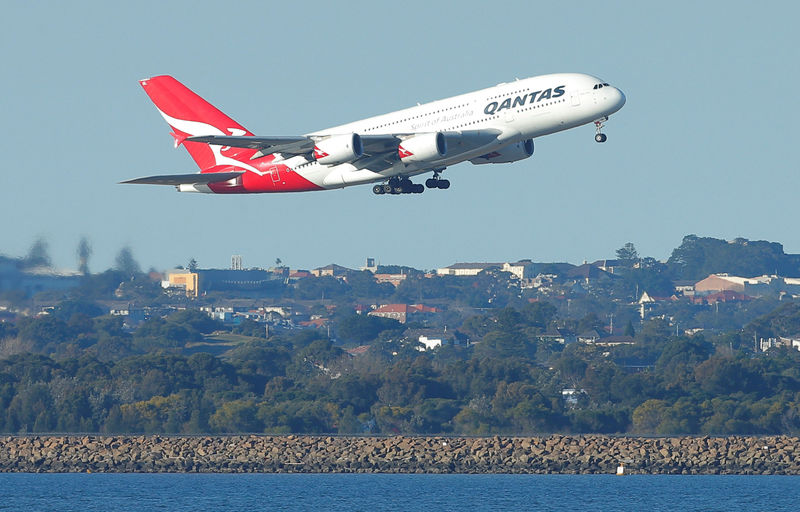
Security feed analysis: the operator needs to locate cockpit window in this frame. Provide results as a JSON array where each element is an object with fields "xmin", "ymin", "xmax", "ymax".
[
  {"xmin": 602, "ymin": 83, "xmax": 610, "ymax": 86},
  {"xmin": 593, "ymin": 83, "xmax": 612, "ymax": 90}
]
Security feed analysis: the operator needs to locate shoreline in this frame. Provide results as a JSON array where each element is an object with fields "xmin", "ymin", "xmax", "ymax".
[{"xmin": 1, "ymin": 435, "xmax": 798, "ymax": 474}]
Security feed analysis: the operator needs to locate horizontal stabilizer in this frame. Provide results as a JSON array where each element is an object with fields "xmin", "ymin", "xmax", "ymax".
[{"xmin": 120, "ymin": 171, "xmax": 244, "ymax": 186}]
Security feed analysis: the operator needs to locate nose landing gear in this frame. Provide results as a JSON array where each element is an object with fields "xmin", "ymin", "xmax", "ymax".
[{"xmin": 594, "ymin": 117, "xmax": 608, "ymax": 143}]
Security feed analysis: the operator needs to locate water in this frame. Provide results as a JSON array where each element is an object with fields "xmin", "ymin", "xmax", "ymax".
[{"xmin": 0, "ymin": 473, "xmax": 798, "ymax": 511}]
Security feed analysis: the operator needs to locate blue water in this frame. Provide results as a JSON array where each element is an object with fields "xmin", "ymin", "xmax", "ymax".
[{"xmin": 0, "ymin": 474, "xmax": 798, "ymax": 511}]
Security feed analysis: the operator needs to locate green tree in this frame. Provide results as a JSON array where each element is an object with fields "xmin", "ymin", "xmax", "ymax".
[
  {"xmin": 77, "ymin": 237, "xmax": 92, "ymax": 275},
  {"xmin": 615, "ymin": 242, "xmax": 639, "ymax": 266},
  {"xmin": 335, "ymin": 314, "xmax": 401, "ymax": 343},
  {"xmin": 25, "ymin": 237, "xmax": 51, "ymax": 267},
  {"xmin": 114, "ymin": 246, "xmax": 141, "ymax": 276},
  {"xmin": 632, "ymin": 399, "xmax": 668, "ymax": 433},
  {"xmin": 210, "ymin": 399, "xmax": 262, "ymax": 432}
]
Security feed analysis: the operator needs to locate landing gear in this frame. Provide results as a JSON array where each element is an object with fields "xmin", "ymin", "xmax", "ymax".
[
  {"xmin": 425, "ymin": 169, "xmax": 450, "ymax": 189},
  {"xmin": 373, "ymin": 177, "xmax": 424, "ymax": 195},
  {"xmin": 594, "ymin": 117, "xmax": 608, "ymax": 143}
]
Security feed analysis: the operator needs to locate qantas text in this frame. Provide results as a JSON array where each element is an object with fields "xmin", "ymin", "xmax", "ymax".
[{"xmin": 484, "ymin": 86, "xmax": 566, "ymax": 115}]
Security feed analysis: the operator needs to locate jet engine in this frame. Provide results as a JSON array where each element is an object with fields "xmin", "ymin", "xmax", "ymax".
[
  {"xmin": 469, "ymin": 139, "xmax": 534, "ymax": 164},
  {"xmin": 313, "ymin": 133, "xmax": 364, "ymax": 165},
  {"xmin": 398, "ymin": 132, "xmax": 447, "ymax": 163}
]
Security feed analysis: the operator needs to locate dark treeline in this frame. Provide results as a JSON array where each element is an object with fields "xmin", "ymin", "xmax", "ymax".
[{"xmin": 3, "ymin": 303, "xmax": 800, "ymax": 435}]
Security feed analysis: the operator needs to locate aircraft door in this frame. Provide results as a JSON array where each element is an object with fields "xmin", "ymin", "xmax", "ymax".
[
  {"xmin": 269, "ymin": 166, "xmax": 281, "ymax": 184},
  {"xmin": 571, "ymin": 92, "xmax": 581, "ymax": 106}
]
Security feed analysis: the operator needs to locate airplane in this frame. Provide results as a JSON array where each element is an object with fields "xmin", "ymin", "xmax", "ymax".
[{"xmin": 123, "ymin": 73, "xmax": 625, "ymax": 195}]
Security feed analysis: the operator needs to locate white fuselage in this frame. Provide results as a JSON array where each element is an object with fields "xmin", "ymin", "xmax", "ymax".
[{"xmin": 283, "ymin": 73, "xmax": 625, "ymax": 189}]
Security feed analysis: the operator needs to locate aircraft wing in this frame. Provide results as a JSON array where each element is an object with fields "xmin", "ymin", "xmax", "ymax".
[
  {"xmin": 187, "ymin": 134, "xmax": 406, "ymax": 159},
  {"xmin": 186, "ymin": 135, "xmax": 313, "ymax": 156},
  {"xmin": 120, "ymin": 171, "xmax": 244, "ymax": 185},
  {"xmin": 185, "ymin": 130, "xmax": 501, "ymax": 162}
]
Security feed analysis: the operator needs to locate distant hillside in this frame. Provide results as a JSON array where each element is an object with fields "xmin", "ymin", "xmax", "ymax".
[{"xmin": 667, "ymin": 235, "xmax": 800, "ymax": 280}]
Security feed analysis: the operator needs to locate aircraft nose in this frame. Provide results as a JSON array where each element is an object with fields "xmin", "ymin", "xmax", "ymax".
[{"xmin": 613, "ymin": 87, "xmax": 626, "ymax": 111}]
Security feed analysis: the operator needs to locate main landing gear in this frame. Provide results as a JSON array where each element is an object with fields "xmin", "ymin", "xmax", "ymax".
[
  {"xmin": 372, "ymin": 177, "xmax": 424, "ymax": 195},
  {"xmin": 373, "ymin": 170, "xmax": 451, "ymax": 195},
  {"xmin": 425, "ymin": 168, "xmax": 450, "ymax": 190},
  {"xmin": 594, "ymin": 117, "xmax": 608, "ymax": 143}
]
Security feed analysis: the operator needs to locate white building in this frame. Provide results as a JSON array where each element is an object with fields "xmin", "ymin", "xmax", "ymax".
[{"xmin": 436, "ymin": 262, "xmax": 501, "ymax": 276}]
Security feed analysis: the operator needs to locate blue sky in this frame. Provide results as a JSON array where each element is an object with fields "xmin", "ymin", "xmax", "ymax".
[{"xmin": 1, "ymin": 1, "xmax": 798, "ymax": 272}]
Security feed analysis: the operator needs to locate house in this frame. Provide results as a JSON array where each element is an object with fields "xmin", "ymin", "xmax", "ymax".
[
  {"xmin": 418, "ymin": 335, "xmax": 443, "ymax": 351},
  {"xmin": 695, "ymin": 274, "xmax": 766, "ymax": 294},
  {"xmin": 299, "ymin": 317, "xmax": 330, "ymax": 328},
  {"xmin": 778, "ymin": 335, "xmax": 800, "ymax": 351},
  {"xmin": 673, "ymin": 280, "xmax": 696, "ymax": 296},
  {"xmin": 374, "ymin": 273, "xmax": 407, "ymax": 287},
  {"xmin": 561, "ymin": 388, "xmax": 587, "ymax": 406},
  {"xmin": 693, "ymin": 290, "xmax": 754, "ymax": 304},
  {"xmin": 566, "ymin": 264, "xmax": 615, "ymax": 282},
  {"xmin": 436, "ymin": 262, "xmax": 502, "ymax": 276},
  {"xmin": 502, "ymin": 260, "xmax": 537, "ymax": 280},
  {"xmin": 368, "ymin": 304, "xmax": 440, "ymax": 323},
  {"xmin": 288, "ymin": 270, "xmax": 312, "ymax": 282},
  {"xmin": 311, "ymin": 264, "xmax": 353, "ymax": 278},
  {"xmin": 163, "ymin": 271, "xmax": 199, "ymax": 297},
  {"xmin": 201, "ymin": 306, "xmax": 235, "ymax": 323},
  {"xmin": 590, "ymin": 259, "xmax": 625, "ymax": 274},
  {"xmin": 693, "ymin": 273, "xmax": 800, "ymax": 297},
  {"xmin": 595, "ymin": 335, "xmax": 635, "ymax": 347},
  {"xmin": 403, "ymin": 328, "xmax": 457, "ymax": 350},
  {"xmin": 536, "ymin": 327, "xmax": 576, "ymax": 344},
  {"xmin": 577, "ymin": 329, "xmax": 603, "ymax": 343}
]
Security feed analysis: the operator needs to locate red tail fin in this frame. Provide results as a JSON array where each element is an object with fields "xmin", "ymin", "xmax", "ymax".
[{"xmin": 139, "ymin": 76, "xmax": 256, "ymax": 170}]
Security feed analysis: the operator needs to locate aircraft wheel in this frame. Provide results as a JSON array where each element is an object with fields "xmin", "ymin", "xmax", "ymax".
[
  {"xmin": 373, "ymin": 185, "xmax": 384, "ymax": 195},
  {"xmin": 425, "ymin": 178, "xmax": 437, "ymax": 188},
  {"xmin": 595, "ymin": 133, "xmax": 607, "ymax": 143},
  {"xmin": 383, "ymin": 183, "xmax": 393, "ymax": 194},
  {"xmin": 392, "ymin": 186, "xmax": 404, "ymax": 194},
  {"xmin": 438, "ymin": 179, "xmax": 450, "ymax": 189},
  {"xmin": 414, "ymin": 184, "xmax": 424, "ymax": 193}
]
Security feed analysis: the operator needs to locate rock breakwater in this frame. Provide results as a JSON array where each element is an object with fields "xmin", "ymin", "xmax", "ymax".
[{"xmin": 1, "ymin": 435, "xmax": 797, "ymax": 474}]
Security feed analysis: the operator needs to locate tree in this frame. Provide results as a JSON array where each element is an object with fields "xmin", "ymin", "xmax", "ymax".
[
  {"xmin": 114, "ymin": 246, "xmax": 141, "ymax": 276},
  {"xmin": 667, "ymin": 235, "xmax": 797, "ymax": 280},
  {"xmin": 632, "ymin": 399, "xmax": 668, "ymax": 433},
  {"xmin": 76, "ymin": 237, "xmax": 92, "ymax": 275},
  {"xmin": 25, "ymin": 237, "xmax": 51, "ymax": 267},
  {"xmin": 624, "ymin": 320, "xmax": 636, "ymax": 337},
  {"xmin": 615, "ymin": 242, "xmax": 639, "ymax": 266},
  {"xmin": 336, "ymin": 314, "xmax": 401, "ymax": 343},
  {"xmin": 187, "ymin": 258, "xmax": 198, "ymax": 272}
]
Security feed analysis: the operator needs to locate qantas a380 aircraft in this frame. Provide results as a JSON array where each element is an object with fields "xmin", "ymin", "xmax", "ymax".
[{"xmin": 123, "ymin": 73, "xmax": 625, "ymax": 195}]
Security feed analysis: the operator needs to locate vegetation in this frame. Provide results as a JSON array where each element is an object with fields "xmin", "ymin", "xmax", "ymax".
[
  {"xmin": 0, "ymin": 298, "xmax": 799, "ymax": 435},
  {"xmin": 2, "ymin": 234, "xmax": 800, "ymax": 435}
]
